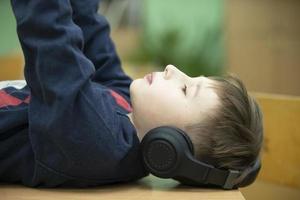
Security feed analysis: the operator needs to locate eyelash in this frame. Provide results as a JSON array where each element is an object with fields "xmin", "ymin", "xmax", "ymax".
[{"xmin": 182, "ymin": 85, "xmax": 187, "ymax": 95}]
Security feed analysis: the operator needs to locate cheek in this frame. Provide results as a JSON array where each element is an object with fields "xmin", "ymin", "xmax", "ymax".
[
  {"xmin": 131, "ymin": 79, "xmax": 182, "ymax": 113},
  {"xmin": 131, "ymin": 81, "xmax": 165, "ymax": 111},
  {"xmin": 130, "ymin": 80, "xmax": 188, "ymax": 130},
  {"xmin": 145, "ymin": 88, "xmax": 182, "ymax": 121},
  {"xmin": 146, "ymin": 85, "xmax": 173, "ymax": 106}
]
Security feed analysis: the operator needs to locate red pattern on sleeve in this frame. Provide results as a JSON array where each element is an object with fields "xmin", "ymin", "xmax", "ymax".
[
  {"xmin": 109, "ymin": 89, "xmax": 132, "ymax": 112},
  {"xmin": 0, "ymin": 90, "xmax": 30, "ymax": 108}
]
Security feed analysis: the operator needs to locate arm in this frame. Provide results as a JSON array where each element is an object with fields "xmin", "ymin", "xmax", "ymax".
[
  {"xmin": 71, "ymin": 0, "xmax": 132, "ymax": 103},
  {"xmin": 11, "ymin": 0, "xmax": 146, "ymax": 187}
]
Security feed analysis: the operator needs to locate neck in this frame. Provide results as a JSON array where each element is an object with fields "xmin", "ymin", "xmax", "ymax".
[
  {"xmin": 126, "ymin": 112, "xmax": 142, "ymax": 141},
  {"xmin": 126, "ymin": 112, "xmax": 134, "ymax": 126}
]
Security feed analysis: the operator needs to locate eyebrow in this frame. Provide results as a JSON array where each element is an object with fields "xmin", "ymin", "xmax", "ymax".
[
  {"xmin": 191, "ymin": 76, "xmax": 213, "ymax": 99},
  {"xmin": 192, "ymin": 83, "xmax": 202, "ymax": 99}
]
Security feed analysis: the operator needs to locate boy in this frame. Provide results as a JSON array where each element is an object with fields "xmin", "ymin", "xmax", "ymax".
[{"xmin": 0, "ymin": 0, "xmax": 263, "ymax": 188}]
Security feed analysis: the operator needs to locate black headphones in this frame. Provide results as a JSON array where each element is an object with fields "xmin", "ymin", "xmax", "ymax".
[{"xmin": 140, "ymin": 126, "xmax": 261, "ymax": 189}]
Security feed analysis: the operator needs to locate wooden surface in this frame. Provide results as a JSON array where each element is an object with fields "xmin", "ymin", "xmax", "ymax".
[
  {"xmin": 251, "ymin": 92, "xmax": 300, "ymax": 188},
  {"xmin": 0, "ymin": 175, "xmax": 245, "ymax": 200},
  {"xmin": 241, "ymin": 180, "xmax": 300, "ymax": 200}
]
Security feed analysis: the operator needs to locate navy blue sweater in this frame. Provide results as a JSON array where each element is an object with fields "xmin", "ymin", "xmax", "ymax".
[{"xmin": 0, "ymin": 0, "xmax": 149, "ymax": 187}]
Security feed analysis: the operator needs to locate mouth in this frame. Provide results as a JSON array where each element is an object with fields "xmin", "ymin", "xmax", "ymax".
[{"xmin": 144, "ymin": 72, "xmax": 153, "ymax": 84}]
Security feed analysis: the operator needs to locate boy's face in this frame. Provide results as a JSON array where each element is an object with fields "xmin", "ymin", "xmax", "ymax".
[{"xmin": 128, "ymin": 64, "xmax": 220, "ymax": 141}]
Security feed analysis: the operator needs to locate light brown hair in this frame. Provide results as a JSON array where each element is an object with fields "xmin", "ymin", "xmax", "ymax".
[{"xmin": 184, "ymin": 74, "xmax": 264, "ymax": 184}]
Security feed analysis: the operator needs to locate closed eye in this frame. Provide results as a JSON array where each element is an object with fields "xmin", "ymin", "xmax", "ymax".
[{"xmin": 182, "ymin": 84, "xmax": 187, "ymax": 95}]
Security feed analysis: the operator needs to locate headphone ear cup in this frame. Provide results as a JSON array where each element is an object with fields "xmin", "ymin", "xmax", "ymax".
[
  {"xmin": 172, "ymin": 126, "xmax": 195, "ymax": 156},
  {"xmin": 140, "ymin": 126, "xmax": 194, "ymax": 178}
]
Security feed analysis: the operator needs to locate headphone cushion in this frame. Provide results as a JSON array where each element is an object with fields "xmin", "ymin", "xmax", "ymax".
[
  {"xmin": 144, "ymin": 140, "xmax": 177, "ymax": 171},
  {"xmin": 140, "ymin": 126, "xmax": 194, "ymax": 177}
]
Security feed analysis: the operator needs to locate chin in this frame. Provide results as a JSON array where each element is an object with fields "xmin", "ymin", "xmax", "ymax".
[
  {"xmin": 129, "ymin": 79, "xmax": 138, "ymax": 95},
  {"xmin": 131, "ymin": 78, "xmax": 149, "ymax": 95}
]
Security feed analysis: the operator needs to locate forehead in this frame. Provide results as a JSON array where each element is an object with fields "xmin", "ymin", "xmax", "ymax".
[
  {"xmin": 191, "ymin": 76, "xmax": 220, "ymax": 105},
  {"xmin": 193, "ymin": 76, "xmax": 217, "ymax": 93}
]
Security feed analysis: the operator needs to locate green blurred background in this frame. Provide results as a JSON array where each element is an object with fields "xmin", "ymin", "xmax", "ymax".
[
  {"xmin": 0, "ymin": 0, "xmax": 19, "ymax": 55},
  {"xmin": 137, "ymin": 0, "xmax": 224, "ymax": 76},
  {"xmin": 0, "ymin": 0, "xmax": 225, "ymax": 77}
]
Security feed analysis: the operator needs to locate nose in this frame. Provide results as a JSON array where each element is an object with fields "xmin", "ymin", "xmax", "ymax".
[
  {"xmin": 164, "ymin": 64, "xmax": 187, "ymax": 80},
  {"xmin": 164, "ymin": 64, "xmax": 176, "ymax": 79}
]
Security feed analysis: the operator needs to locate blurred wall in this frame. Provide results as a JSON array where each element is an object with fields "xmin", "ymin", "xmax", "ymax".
[
  {"xmin": 225, "ymin": 0, "xmax": 300, "ymax": 96},
  {"xmin": 225, "ymin": 1, "xmax": 300, "ymax": 199}
]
